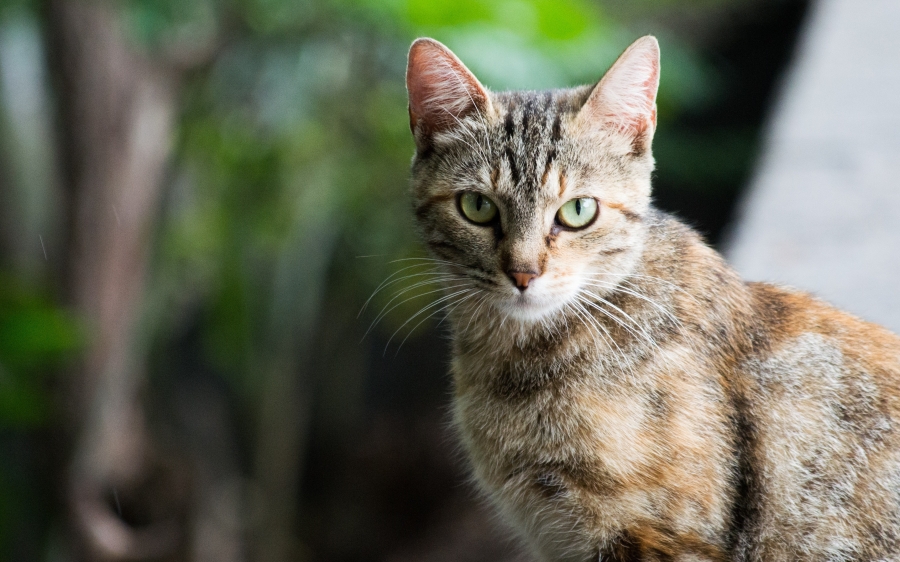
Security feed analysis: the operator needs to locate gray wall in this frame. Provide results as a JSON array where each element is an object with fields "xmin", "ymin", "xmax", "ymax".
[{"xmin": 727, "ymin": 0, "xmax": 900, "ymax": 333}]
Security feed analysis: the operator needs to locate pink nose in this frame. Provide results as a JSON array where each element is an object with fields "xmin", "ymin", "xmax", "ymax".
[{"xmin": 508, "ymin": 270, "xmax": 539, "ymax": 291}]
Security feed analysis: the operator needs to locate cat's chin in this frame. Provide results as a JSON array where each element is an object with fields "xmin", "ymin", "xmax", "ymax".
[{"xmin": 496, "ymin": 292, "xmax": 570, "ymax": 324}]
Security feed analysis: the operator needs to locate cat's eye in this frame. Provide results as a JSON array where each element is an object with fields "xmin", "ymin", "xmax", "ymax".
[
  {"xmin": 459, "ymin": 192, "xmax": 498, "ymax": 224},
  {"xmin": 557, "ymin": 197, "xmax": 598, "ymax": 229}
]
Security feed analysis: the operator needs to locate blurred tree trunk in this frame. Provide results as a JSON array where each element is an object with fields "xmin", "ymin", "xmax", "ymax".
[
  {"xmin": 252, "ymin": 208, "xmax": 339, "ymax": 562},
  {"xmin": 44, "ymin": 1, "xmax": 183, "ymax": 559},
  {"xmin": 44, "ymin": 3, "xmax": 250, "ymax": 560}
]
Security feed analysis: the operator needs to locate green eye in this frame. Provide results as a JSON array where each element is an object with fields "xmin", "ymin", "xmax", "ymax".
[
  {"xmin": 459, "ymin": 192, "xmax": 498, "ymax": 224},
  {"xmin": 557, "ymin": 197, "xmax": 598, "ymax": 229}
]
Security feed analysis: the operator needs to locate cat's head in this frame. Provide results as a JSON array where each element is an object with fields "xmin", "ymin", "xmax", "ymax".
[{"xmin": 406, "ymin": 36, "xmax": 659, "ymax": 324}]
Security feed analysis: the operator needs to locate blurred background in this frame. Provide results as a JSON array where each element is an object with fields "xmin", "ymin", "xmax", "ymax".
[{"xmin": 0, "ymin": 0, "xmax": 817, "ymax": 560}]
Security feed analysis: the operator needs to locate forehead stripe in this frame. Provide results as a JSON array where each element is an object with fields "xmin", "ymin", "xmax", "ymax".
[
  {"xmin": 521, "ymin": 101, "xmax": 531, "ymax": 132},
  {"xmin": 541, "ymin": 148, "xmax": 557, "ymax": 187},
  {"xmin": 504, "ymin": 146, "xmax": 521, "ymax": 187},
  {"xmin": 551, "ymin": 114, "xmax": 562, "ymax": 143},
  {"xmin": 504, "ymin": 110, "xmax": 516, "ymax": 139}
]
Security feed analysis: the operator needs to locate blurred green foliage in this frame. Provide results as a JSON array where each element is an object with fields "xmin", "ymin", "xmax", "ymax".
[
  {"xmin": 0, "ymin": 276, "xmax": 79, "ymax": 559},
  {"xmin": 0, "ymin": 276, "xmax": 79, "ymax": 426}
]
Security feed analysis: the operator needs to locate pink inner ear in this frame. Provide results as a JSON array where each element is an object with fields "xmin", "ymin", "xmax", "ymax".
[
  {"xmin": 583, "ymin": 36, "xmax": 660, "ymax": 136},
  {"xmin": 407, "ymin": 39, "xmax": 488, "ymax": 136}
]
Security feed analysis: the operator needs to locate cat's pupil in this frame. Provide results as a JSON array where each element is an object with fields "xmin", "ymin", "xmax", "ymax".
[
  {"xmin": 476, "ymin": 195, "xmax": 483, "ymax": 211},
  {"xmin": 575, "ymin": 200, "xmax": 582, "ymax": 215}
]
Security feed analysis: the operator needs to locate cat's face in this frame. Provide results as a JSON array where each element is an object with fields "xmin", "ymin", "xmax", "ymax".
[{"xmin": 407, "ymin": 37, "xmax": 660, "ymax": 323}]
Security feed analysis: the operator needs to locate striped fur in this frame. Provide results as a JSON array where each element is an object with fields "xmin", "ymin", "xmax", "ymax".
[{"xmin": 406, "ymin": 37, "xmax": 900, "ymax": 561}]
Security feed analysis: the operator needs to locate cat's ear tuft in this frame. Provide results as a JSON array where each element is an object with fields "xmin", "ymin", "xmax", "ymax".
[
  {"xmin": 406, "ymin": 38, "xmax": 491, "ymax": 150},
  {"xmin": 578, "ymin": 36, "xmax": 660, "ymax": 155}
]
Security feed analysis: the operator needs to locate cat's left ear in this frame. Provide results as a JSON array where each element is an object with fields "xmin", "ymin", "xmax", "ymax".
[
  {"xmin": 406, "ymin": 38, "xmax": 491, "ymax": 151},
  {"xmin": 577, "ymin": 36, "xmax": 660, "ymax": 156}
]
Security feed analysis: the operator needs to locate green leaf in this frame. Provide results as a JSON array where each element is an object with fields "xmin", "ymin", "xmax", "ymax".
[{"xmin": 0, "ymin": 368, "xmax": 49, "ymax": 426}]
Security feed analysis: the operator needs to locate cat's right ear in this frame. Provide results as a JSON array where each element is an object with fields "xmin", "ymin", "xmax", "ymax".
[{"xmin": 406, "ymin": 38, "xmax": 491, "ymax": 151}]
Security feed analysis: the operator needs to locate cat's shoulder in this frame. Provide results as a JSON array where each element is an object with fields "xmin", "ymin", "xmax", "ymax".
[
  {"xmin": 644, "ymin": 208, "xmax": 900, "ymax": 363},
  {"xmin": 640, "ymin": 208, "xmax": 744, "ymax": 290},
  {"xmin": 642, "ymin": 207, "xmax": 719, "ymax": 258}
]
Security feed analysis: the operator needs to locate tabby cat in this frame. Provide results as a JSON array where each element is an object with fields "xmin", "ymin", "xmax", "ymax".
[{"xmin": 405, "ymin": 35, "xmax": 900, "ymax": 561}]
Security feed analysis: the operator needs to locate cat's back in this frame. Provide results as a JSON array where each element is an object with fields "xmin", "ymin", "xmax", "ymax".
[
  {"xmin": 743, "ymin": 280, "xmax": 900, "ymax": 381},
  {"xmin": 643, "ymin": 212, "xmax": 900, "ymax": 390},
  {"xmin": 624, "ymin": 215, "xmax": 900, "ymax": 558},
  {"xmin": 730, "ymin": 280, "xmax": 900, "ymax": 559},
  {"xmin": 739, "ymin": 278, "xmax": 900, "ymax": 426}
]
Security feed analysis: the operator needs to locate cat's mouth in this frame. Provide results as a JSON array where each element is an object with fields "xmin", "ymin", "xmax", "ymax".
[{"xmin": 498, "ymin": 286, "xmax": 571, "ymax": 322}]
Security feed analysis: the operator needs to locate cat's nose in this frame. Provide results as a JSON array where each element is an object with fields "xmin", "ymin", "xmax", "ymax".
[{"xmin": 508, "ymin": 270, "xmax": 539, "ymax": 291}]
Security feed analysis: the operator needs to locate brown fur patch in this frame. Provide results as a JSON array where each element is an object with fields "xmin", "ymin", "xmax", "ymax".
[
  {"xmin": 623, "ymin": 526, "xmax": 728, "ymax": 561},
  {"xmin": 604, "ymin": 200, "xmax": 642, "ymax": 222}
]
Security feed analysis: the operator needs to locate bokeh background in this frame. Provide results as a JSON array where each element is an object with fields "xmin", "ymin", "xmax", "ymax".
[{"xmin": 0, "ymin": 0, "xmax": 813, "ymax": 560}]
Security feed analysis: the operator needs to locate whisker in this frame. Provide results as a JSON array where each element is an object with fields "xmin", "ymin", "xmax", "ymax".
[
  {"xmin": 395, "ymin": 290, "xmax": 482, "ymax": 355},
  {"xmin": 578, "ymin": 289, "xmax": 683, "ymax": 376},
  {"xmin": 568, "ymin": 301, "xmax": 638, "ymax": 385},
  {"xmin": 461, "ymin": 292, "xmax": 490, "ymax": 338},
  {"xmin": 576, "ymin": 294, "xmax": 660, "ymax": 358},
  {"xmin": 584, "ymin": 271, "xmax": 702, "ymax": 304},
  {"xmin": 385, "ymin": 287, "xmax": 474, "ymax": 355},
  {"xmin": 581, "ymin": 280, "xmax": 681, "ymax": 326},
  {"xmin": 575, "ymin": 270, "xmax": 684, "ymax": 325},
  {"xmin": 578, "ymin": 291, "xmax": 660, "ymax": 350},
  {"xmin": 360, "ymin": 265, "xmax": 449, "ymax": 317},
  {"xmin": 377, "ymin": 273, "xmax": 462, "ymax": 306},
  {"xmin": 498, "ymin": 307, "xmax": 512, "ymax": 332},
  {"xmin": 571, "ymin": 300, "xmax": 639, "ymax": 385},
  {"xmin": 364, "ymin": 280, "xmax": 470, "ymax": 341},
  {"xmin": 435, "ymin": 289, "xmax": 481, "ymax": 330},
  {"xmin": 569, "ymin": 299, "xmax": 615, "ymax": 353},
  {"xmin": 387, "ymin": 256, "xmax": 463, "ymax": 268}
]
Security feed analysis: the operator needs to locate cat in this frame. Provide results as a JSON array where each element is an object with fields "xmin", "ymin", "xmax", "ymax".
[{"xmin": 404, "ymin": 35, "xmax": 900, "ymax": 561}]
